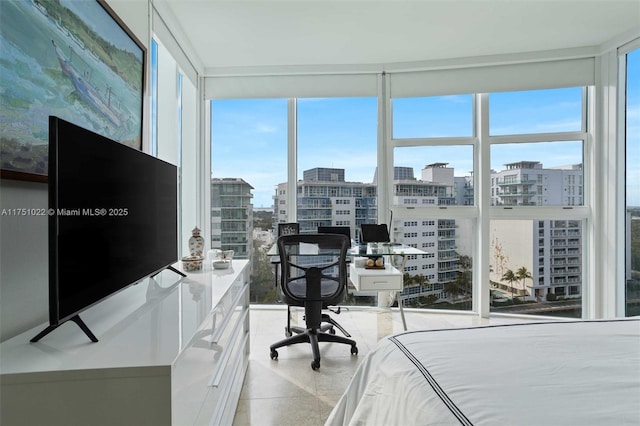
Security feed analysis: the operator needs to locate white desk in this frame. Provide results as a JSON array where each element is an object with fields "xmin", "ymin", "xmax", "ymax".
[
  {"xmin": 269, "ymin": 242, "xmax": 426, "ymax": 331},
  {"xmin": 0, "ymin": 260, "xmax": 250, "ymax": 426},
  {"xmin": 349, "ymin": 263, "xmax": 409, "ymax": 330}
]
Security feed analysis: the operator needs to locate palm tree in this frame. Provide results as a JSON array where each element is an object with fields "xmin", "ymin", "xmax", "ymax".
[
  {"xmin": 501, "ymin": 269, "xmax": 517, "ymax": 298},
  {"xmin": 516, "ymin": 266, "xmax": 533, "ymax": 296}
]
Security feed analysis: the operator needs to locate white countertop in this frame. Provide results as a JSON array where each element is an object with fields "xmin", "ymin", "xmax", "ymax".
[{"xmin": 0, "ymin": 260, "xmax": 249, "ymax": 376}]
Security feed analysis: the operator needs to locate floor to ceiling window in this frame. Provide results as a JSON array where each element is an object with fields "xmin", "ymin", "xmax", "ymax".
[
  {"xmin": 208, "ymin": 67, "xmax": 599, "ymax": 317},
  {"xmin": 211, "ymin": 98, "xmax": 287, "ymax": 303},
  {"xmin": 391, "ymin": 95, "xmax": 476, "ymax": 310},
  {"xmin": 390, "ymin": 87, "xmax": 588, "ymax": 317},
  {"xmin": 150, "ymin": 39, "xmax": 158, "ymax": 157},
  {"xmin": 295, "ymin": 97, "xmax": 378, "ymax": 236},
  {"xmin": 151, "ymin": 36, "xmax": 198, "ymax": 258},
  {"xmin": 488, "ymin": 87, "xmax": 586, "ymax": 318},
  {"xmin": 624, "ymin": 47, "xmax": 639, "ymax": 316}
]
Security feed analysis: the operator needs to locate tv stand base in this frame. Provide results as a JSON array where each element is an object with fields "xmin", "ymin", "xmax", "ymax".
[
  {"xmin": 152, "ymin": 265, "xmax": 187, "ymax": 278},
  {"xmin": 30, "ymin": 314, "xmax": 98, "ymax": 343},
  {"xmin": 166, "ymin": 265, "xmax": 187, "ymax": 277}
]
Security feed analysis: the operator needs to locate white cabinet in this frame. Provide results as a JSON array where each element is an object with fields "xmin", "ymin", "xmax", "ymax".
[{"xmin": 0, "ymin": 260, "xmax": 250, "ymax": 426}]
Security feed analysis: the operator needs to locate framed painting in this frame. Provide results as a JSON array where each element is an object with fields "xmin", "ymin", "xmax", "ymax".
[{"xmin": 0, "ymin": 0, "xmax": 145, "ymax": 182}]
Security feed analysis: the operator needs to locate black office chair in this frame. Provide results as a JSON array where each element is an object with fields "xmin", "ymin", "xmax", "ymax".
[
  {"xmin": 269, "ymin": 234, "xmax": 358, "ymax": 370},
  {"xmin": 360, "ymin": 223, "xmax": 390, "ymax": 243}
]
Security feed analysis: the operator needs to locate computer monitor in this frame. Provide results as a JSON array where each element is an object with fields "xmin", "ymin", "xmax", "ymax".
[
  {"xmin": 360, "ymin": 224, "xmax": 390, "ymax": 243},
  {"xmin": 317, "ymin": 226, "xmax": 351, "ymax": 241}
]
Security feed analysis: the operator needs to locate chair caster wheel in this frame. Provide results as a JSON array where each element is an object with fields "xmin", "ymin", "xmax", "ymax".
[
  {"xmin": 351, "ymin": 345, "xmax": 358, "ymax": 355},
  {"xmin": 311, "ymin": 360, "xmax": 320, "ymax": 370},
  {"xmin": 270, "ymin": 350, "xmax": 278, "ymax": 360}
]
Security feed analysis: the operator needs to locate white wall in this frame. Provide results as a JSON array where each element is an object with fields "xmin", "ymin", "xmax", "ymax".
[
  {"xmin": 0, "ymin": 1, "xmax": 151, "ymax": 342},
  {"xmin": 0, "ymin": 180, "xmax": 49, "ymax": 339}
]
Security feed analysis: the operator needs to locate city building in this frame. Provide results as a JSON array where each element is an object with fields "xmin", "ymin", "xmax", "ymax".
[
  {"xmin": 488, "ymin": 162, "xmax": 584, "ymax": 300},
  {"xmin": 491, "ymin": 161, "xmax": 583, "ymax": 206},
  {"xmin": 275, "ymin": 165, "xmax": 465, "ymax": 303},
  {"xmin": 274, "ymin": 161, "xmax": 585, "ymax": 304},
  {"xmin": 210, "ymin": 178, "xmax": 254, "ymax": 259},
  {"xmin": 276, "ymin": 167, "xmax": 378, "ymax": 235}
]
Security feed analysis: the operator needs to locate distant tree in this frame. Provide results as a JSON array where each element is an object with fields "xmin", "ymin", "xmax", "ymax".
[
  {"xmin": 253, "ymin": 210, "xmax": 274, "ymax": 231},
  {"xmin": 631, "ymin": 218, "xmax": 640, "ymax": 271},
  {"xmin": 445, "ymin": 254, "xmax": 472, "ymax": 301},
  {"xmin": 502, "ymin": 269, "xmax": 517, "ymax": 298},
  {"xmin": 516, "ymin": 266, "xmax": 533, "ymax": 295},
  {"xmin": 419, "ymin": 294, "xmax": 439, "ymax": 306},
  {"xmin": 250, "ymin": 240, "xmax": 277, "ymax": 303}
]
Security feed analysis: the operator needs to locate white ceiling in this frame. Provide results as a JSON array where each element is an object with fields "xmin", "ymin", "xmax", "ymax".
[{"xmin": 157, "ymin": 0, "xmax": 640, "ymax": 73}]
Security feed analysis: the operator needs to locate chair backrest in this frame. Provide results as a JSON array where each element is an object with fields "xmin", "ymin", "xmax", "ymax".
[
  {"xmin": 277, "ymin": 233, "xmax": 350, "ymax": 304},
  {"xmin": 277, "ymin": 222, "xmax": 299, "ymax": 237},
  {"xmin": 360, "ymin": 223, "xmax": 390, "ymax": 243},
  {"xmin": 317, "ymin": 226, "xmax": 351, "ymax": 241}
]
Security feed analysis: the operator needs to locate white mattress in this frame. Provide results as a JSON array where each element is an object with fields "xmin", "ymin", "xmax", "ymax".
[{"xmin": 326, "ymin": 319, "xmax": 640, "ymax": 426}]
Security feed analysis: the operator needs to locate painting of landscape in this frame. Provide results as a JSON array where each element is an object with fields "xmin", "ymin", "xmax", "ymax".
[{"xmin": 0, "ymin": 0, "xmax": 144, "ymax": 180}]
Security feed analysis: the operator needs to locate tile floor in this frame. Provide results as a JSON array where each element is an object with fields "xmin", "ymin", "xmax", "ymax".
[{"xmin": 232, "ymin": 306, "xmax": 530, "ymax": 426}]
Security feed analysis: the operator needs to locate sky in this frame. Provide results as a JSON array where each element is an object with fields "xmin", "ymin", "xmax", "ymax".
[{"xmin": 211, "ymin": 56, "xmax": 639, "ymax": 209}]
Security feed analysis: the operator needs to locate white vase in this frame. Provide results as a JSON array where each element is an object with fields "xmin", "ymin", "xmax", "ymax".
[{"xmin": 189, "ymin": 226, "xmax": 204, "ymax": 257}]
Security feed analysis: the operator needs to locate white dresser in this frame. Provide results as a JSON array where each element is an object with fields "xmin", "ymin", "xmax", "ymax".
[{"xmin": 0, "ymin": 260, "xmax": 250, "ymax": 426}]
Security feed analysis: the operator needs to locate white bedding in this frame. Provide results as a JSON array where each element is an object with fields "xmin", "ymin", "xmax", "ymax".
[{"xmin": 326, "ymin": 319, "xmax": 640, "ymax": 426}]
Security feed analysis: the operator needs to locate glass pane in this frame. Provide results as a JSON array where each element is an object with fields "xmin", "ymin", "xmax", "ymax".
[
  {"xmin": 211, "ymin": 99, "xmax": 287, "ymax": 304},
  {"xmin": 491, "ymin": 141, "xmax": 583, "ymax": 206},
  {"xmin": 490, "ymin": 219, "xmax": 582, "ymax": 318},
  {"xmin": 489, "ymin": 87, "xmax": 582, "ymax": 135},
  {"xmin": 393, "ymin": 146, "xmax": 474, "ymax": 206},
  {"xmin": 150, "ymin": 39, "xmax": 158, "ymax": 157},
  {"xmin": 392, "ymin": 95, "xmax": 473, "ymax": 138},
  {"xmin": 626, "ymin": 48, "xmax": 640, "ymax": 317},
  {"xmin": 296, "ymin": 98, "xmax": 378, "ymax": 235},
  {"xmin": 390, "ymin": 218, "xmax": 474, "ymax": 311}
]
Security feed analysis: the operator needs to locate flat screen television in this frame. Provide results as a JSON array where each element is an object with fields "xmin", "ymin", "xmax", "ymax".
[{"xmin": 31, "ymin": 116, "xmax": 179, "ymax": 342}]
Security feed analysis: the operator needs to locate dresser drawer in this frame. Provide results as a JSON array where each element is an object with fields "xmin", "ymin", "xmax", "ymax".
[{"xmin": 350, "ymin": 264, "xmax": 402, "ymax": 291}]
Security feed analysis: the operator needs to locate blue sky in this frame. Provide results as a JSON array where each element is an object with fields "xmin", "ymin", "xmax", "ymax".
[{"xmin": 211, "ymin": 60, "xmax": 639, "ymax": 209}]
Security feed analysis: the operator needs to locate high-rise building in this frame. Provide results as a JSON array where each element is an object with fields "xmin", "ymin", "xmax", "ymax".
[
  {"xmin": 489, "ymin": 162, "xmax": 583, "ymax": 300},
  {"xmin": 275, "ymin": 167, "xmax": 377, "ymax": 235},
  {"xmin": 275, "ymin": 160, "xmax": 585, "ymax": 305},
  {"xmin": 275, "ymin": 166, "xmax": 461, "ymax": 303},
  {"xmin": 491, "ymin": 161, "xmax": 583, "ymax": 207},
  {"xmin": 211, "ymin": 178, "xmax": 254, "ymax": 259}
]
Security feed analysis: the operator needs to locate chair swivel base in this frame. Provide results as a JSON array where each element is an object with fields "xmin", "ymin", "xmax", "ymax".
[
  {"xmin": 285, "ymin": 313, "xmax": 351, "ymax": 338},
  {"xmin": 270, "ymin": 328, "xmax": 358, "ymax": 370}
]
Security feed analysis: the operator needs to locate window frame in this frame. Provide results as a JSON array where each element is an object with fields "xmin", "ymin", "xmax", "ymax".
[
  {"xmin": 387, "ymin": 85, "xmax": 592, "ymax": 317},
  {"xmin": 618, "ymin": 39, "xmax": 640, "ymax": 317}
]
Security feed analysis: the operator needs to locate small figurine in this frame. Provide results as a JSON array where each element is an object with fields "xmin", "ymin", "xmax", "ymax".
[{"xmin": 189, "ymin": 227, "xmax": 204, "ymax": 257}]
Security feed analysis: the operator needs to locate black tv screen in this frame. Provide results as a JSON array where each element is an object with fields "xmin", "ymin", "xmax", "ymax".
[{"xmin": 48, "ymin": 116, "xmax": 178, "ymax": 327}]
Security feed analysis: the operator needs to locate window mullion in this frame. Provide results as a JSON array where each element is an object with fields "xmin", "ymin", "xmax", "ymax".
[
  {"xmin": 287, "ymin": 98, "xmax": 297, "ymax": 222},
  {"xmin": 477, "ymin": 93, "xmax": 491, "ymax": 317}
]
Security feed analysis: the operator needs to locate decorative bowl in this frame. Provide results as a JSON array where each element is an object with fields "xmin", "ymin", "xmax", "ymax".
[
  {"xmin": 212, "ymin": 259, "xmax": 232, "ymax": 269},
  {"xmin": 182, "ymin": 255, "xmax": 203, "ymax": 271}
]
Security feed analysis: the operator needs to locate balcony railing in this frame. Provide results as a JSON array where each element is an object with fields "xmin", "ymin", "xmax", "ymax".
[{"xmin": 496, "ymin": 179, "xmax": 537, "ymax": 186}]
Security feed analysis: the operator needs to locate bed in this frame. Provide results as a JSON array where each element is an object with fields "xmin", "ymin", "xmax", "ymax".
[{"xmin": 326, "ymin": 319, "xmax": 640, "ymax": 426}]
